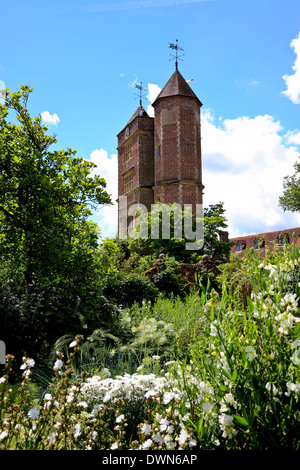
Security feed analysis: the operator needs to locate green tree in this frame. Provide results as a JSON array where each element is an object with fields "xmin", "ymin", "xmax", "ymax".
[
  {"xmin": 279, "ymin": 155, "xmax": 300, "ymax": 212},
  {"xmin": 0, "ymin": 85, "xmax": 112, "ymax": 361},
  {"xmin": 128, "ymin": 202, "xmax": 232, "ymax": 264}
]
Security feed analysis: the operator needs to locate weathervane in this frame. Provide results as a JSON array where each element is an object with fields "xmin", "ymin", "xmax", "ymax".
[
  {"xmin": 169, "ymin": 39, "xmax": 184, "ymax": 70},
  {"xmin": 135, "ymin": 81, "xmax": 147, "ymax": 106}
]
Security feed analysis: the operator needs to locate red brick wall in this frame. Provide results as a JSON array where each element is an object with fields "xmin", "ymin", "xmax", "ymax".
[{"xmin": 229, "ymin": 228, "xmax": 300, "ymax": 257}]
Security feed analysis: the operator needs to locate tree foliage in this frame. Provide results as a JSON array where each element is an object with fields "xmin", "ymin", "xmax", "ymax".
[
  {"xmin": 279, "ymin": 156, "xmax": 300, "ymax": 213},
  {"xmin": 127, "ymin": 202, "xmax": 232, "ymax": 264},
  {"xmin": 0, "ymin": 86, "xmax": 112, "ymax": 361}
]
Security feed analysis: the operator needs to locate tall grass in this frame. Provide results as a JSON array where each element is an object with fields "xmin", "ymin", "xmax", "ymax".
[{"xmin": 0, "ymin": 244, "xmax": 299, "ymax": 449}]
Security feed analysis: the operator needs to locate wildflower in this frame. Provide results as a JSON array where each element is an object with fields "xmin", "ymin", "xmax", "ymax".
[
  {"xmin": 44, "ymin": 393, "xmax": 52, "ymax": 401},
  {"xmin": 74, "ymin": 423, "xmax": 81, "ymax": 439},
  {"xmin": 265, "ymin": 382, "xmax": 278, "ymax": 396},
  {"xmin": 53, "ymin": 359, "xmax": 63, "ymax": 370},
  {"xmin": 219, "ymin": 414, "xmax": 237, "ymax": 439},
  {"xmin": 0, "ymin": 377, "xmax": 6, "ymax": 384},
  {"xmin": 281, "ymin": 293, "xmax": 298, "ymax": 312},
  {"xmin": 77, "ymin": 401, "xmax": 88, "ymax": 409},
  {"xmin": 145, "ymin": 389, "xmax": 157, "ymax": 399},
  {"xmin": 116, "ymin": 414, "xmax": 125, "ymax": 423},
  {"xmin": 189, "ymin": 438, "xmax": 197, "ymax": 447},
  {"xmin": 244, "ymin": 346, "xmax": 257, "ymax": 361},
  {"xmin": 20, "ymin": 358, "xmax": 35, "ymax": 369},
  {"xmin": 163, "ymin": 391, "xmax": 176, "ymax": 404},
  {"xmin": 110, "ymin": 442, "xmax": 119, "ymax": 449},
  {"xmin": 178, "ymin": 427, "xmax": 190, "ymax": 446},
  {"xmin": 210, "ymin": 322, "xmax": 218, "ymax": 337},
  {"xmin": 159, "ymin": 418, "xmax": 169, "ymax": 432},
  {"xmin": 141, "ymin": 438, "xmax": 153, "ymax": 450},
  {"xmin": 28, "ymin": 408, "xmax": 39, "ymax": 420},
  {"xmin": 153, "ymin": 433, "xmax": 164, "ymax": 444},
  {"xmin": 141, "ymin": 423, "xmax": 152, "ymax": 435},
  {"xmin": 0, "ymin": 431, "xmax": 8, "ymax": 441},
  {"xmin": 69, "ymin": 341, "xmax": 77, "ymax": 348},
  {"xmin": 285, "ymin": 381, "xmax": 300, "ymax": 396}
]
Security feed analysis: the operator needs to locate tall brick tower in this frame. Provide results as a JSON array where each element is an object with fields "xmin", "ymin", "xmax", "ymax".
[
  {"xmin": 117, "ymin": 57, "xmax": 203, "ymax": 235},
  {"xmin": 152, "ymin": 69, "xmax": 203, "ymax": 213},
  {"xmin": 117, "ymin": 105, "xmax": 154, "ymax": 234}
]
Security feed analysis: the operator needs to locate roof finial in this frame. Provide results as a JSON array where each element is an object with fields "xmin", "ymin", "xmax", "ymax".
[
  {"xmin": 169, "ymin": 39, "xmax": 184, "ymax": 70},
  {"xmin": 134, "ymin": 81, "xmax": 147, "ymax": 106}
]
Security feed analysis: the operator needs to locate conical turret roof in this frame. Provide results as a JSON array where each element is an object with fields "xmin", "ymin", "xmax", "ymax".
[
  {"xmin": 152, "ymin": 70, "xmax": 202, "ymax": 107},
  {"xmin": 126, "ymin": 105, "xmax": 150, "ymax": 126}
]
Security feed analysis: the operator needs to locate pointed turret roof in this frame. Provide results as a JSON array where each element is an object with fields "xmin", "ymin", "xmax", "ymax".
[
  {"xmin": 126, "ymin": 105, "xmax": 150, "ymax": 126},
  {"xmin": 152, "ymin": 70, "xmax": 202, "ymax": 107}
]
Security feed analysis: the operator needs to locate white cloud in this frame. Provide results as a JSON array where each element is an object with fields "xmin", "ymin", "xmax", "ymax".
[
  {"xmin": 147, "ymin": 83, "xmax": 161, "ymax": 116},
  {"xmin": 201, "ymin": 111, "xmax": 300, "ymax": 237},
  {"xmin": 282, "ymin": 32, "xmax": 300, "ymax": 104},
  {"xmin": 41, "ymin": 111, "xmax": 60, "ymax": 126},
  {"xmin": 285, "ymin": 129, "xmax": 300, "ymax": 146},
  {"xmin": 89, "ymin": 149, "xmax": 118, "ymax": 238},
  {"xmin": 90, "ymin": 90, "xmax": 300, "ymax": 241}
]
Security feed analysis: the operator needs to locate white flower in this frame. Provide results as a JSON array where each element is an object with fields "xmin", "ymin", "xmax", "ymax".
[
  {"xmin": 28, "ymin": 408, "xmax": 39, "ymax": 420},
  {"xmin": 210, "ymin": 322, "xmax": 218, "ymax": 337},
  {"xmin": 69, "ymin": 341, "xmax": 77, "ymax": 348},
  {"xmin": 44, "ymin": 393, "xmax": 52, "ymax": 401},
  {"xmin": 159, "ymin": 418, "xmax": 169, "ymax": 432},
  {"xmin": 141, "ymin": 423, "xmax": 152, "ymax": 435},
  {"xmin": 178, "ymin": 427, "xmax": 189, "ymax": 446},
  {"xmin": 219, "ymin": 414, "xmax": 237, "ymax": 439},
  {"xmin": 153, "ymin": 433, "xmax": 164, "ymax": 444},
  {"xmin": 78, "ymin": 401, "xmax": 88, "ymax": 408},
  {"xmin": 163, "ymin": 391, "xmax": 176, "ymax": 404},
  {"xmin": 265, "ymin": 382, "xmax": 278, "ymax": 396},
  {"xmin": 0, "ymin": 430, "xmax": 8, "ymax": 441},
  {"xmin": 244, "ymin": 346, "xmax": 257, "ymax": 361},
  {"xmin": 53, "ymin": 359, "xmax": 64, "ymax": 370},
  {"xmin": 116, "ymin": 414, "xmax": 125, "ymax": 423},
  {"xmin": 0, "ymin": 377, "xmax": 6, "ymax": 384},
  {"xmin": 20, "ymin": 358, "xmax": 35, "ymax": 370},
  {"xmin": 110, "ymin": 442, "xmax": 119, "ymax": 449},
  {"xmin": 74, "ymin": 423, "xmax": 81, "ymax": 439},
  {"xmin": 141, "ymin": 438, "xmax": 153, "ymax": 450}
]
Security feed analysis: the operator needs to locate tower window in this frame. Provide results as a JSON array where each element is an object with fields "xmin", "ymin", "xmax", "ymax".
[
  {"xmin": 123, "ymin": 170, "xmax": 133, "ymax": 194},
  {"xmin": 124, "ymin": 144, "xmax": 132, "ymax": 163},
  {"xmin": 236, "ymin": 241, "xmax": 242, "ymax": 252}
]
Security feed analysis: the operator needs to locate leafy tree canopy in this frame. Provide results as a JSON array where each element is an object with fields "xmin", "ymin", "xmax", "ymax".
[
  {"xmin": 127, "ymin": 202, "xmax": 232, "ymax": 264},
  {"xmin": 279, "ymin": 156, "xmax": 300, "ymax": 213},
  {"xmin": 0, "ymin": 85, "xmax": 113, "ymax": 360}
]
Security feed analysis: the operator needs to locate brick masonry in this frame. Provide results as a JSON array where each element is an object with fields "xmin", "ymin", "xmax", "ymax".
[{"xmin": 117, "ymin": 70, "xmax": 204, "ymax": 233}]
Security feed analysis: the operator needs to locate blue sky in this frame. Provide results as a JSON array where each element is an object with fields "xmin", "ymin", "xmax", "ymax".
[{"xmin": 1, "ymin": 0, "xmax": 300, "ymax": 239}]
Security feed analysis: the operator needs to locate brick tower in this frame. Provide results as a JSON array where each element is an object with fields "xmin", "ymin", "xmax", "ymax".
[
  {"xmin": 152, "ymin": 69, "xmax": 203, "ymax": 213},
  {"xmin": 117, "ymin": 66, "xmax": 203, "ymax": 235}
]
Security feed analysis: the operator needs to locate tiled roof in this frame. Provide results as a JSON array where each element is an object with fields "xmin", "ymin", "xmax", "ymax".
[{"xmin": 152, "ymin": 70, "xmax": 202, "ymax": 106}]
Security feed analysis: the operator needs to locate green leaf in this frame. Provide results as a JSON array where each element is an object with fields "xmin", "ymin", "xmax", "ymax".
[{"xmin": 234, "ymin": 415, "xmax": 249, "ymax": 427}]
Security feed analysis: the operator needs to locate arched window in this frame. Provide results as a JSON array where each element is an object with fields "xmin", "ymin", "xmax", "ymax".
[
  {"xmin": 278, "ymin": 234, "xmax": 285, "ymax": 246},
  {"xmin": 236, "ymin": 241, "xmax": 242, "ymax": 252}
]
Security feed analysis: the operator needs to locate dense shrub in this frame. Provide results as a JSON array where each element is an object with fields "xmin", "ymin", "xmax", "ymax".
[{"xmin": 102, "ymin": 271, "xmax": 159, "ymax": 307}]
